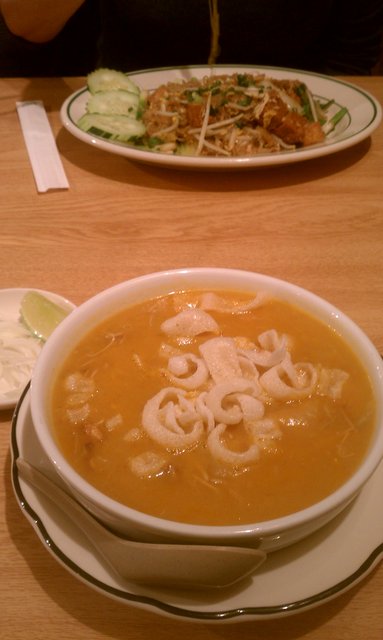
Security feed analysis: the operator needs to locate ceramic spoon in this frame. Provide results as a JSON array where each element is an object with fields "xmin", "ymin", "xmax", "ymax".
[{"xmin": 16, "ymin": 458, "xmax": 266, "ymax": 590}]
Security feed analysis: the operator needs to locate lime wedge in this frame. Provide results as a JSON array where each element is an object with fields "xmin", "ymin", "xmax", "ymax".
[{"xmin": 20, "ymin": 291, "xmax": 70, "ymax": 341}]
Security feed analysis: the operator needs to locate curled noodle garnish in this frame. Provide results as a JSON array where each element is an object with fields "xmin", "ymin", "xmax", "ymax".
[
  {"xmin": 200, "ymin": 291, "xmax": 269, "ymax": 314},
  {"xmin": 140, "ymin": 292, "xmax": 348, "ymax": 470},
  {"xmin": 207, "ymin": 423, "xmax": 260, "ymax": 466},
  {"xmin": 142, "ymin": 387, "xmax": 204, "ymax": 451},
  {"xmin": 259, "ymin": 353, "xmax": 318, "ymax": 400},
  {"xmin": 199, "ymin": 336, "xmax": 243, "ymax": 383},
  {"xmin": 164, "ymin": 353, "xmax": 209, "ymax": 389},
  {"xmin": 161, "ymin": 307, "xmax": 219, "ymax": 338},
  {"xmin": 205, "ymin": 378, "xmax": 262, "ymax": 425}
]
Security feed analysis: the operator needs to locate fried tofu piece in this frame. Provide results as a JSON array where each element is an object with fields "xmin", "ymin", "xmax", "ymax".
[
  {"xmin": 271, "ymin": 112, "xmax": 325, "ymax": 147},
  {"xmin": 257, "ymin": 92, "xmax": 325, "ymax": 147},
  {"xmin": 186, "ymin": 103, "xmax": 204, "ymax": 127}
]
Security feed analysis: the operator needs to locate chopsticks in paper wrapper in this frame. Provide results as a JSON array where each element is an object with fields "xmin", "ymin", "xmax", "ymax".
[{"xmin": 16, "ymin": 101, "xmax": 69, "ymax": 193}]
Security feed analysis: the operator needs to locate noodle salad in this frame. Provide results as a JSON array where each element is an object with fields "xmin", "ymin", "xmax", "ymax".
[{"xmin": 78, "ymin": 69, "xmax": 348, "ymax": 158}]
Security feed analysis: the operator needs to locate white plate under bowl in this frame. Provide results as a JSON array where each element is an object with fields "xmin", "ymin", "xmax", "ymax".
[
  {"xmin": 0, "ymin": 288, "xmax": 75, "ymax": 410},
  {"xmin": 11, "ymin": 385, "xmax": 383, "ymax": 622},
  {"xmin": 61, "ymin": 64, "xmax": 382, "ymax": 171}
]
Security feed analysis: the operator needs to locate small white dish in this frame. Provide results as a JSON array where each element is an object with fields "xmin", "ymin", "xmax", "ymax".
[
  {"xmin": 0, "ymin": 288, "xmax": 75, "ymax": 410},
  {"xmin": 61, "ymin": 64, "xmax": 382, "ymax": 170},
  {"xmin": 11, "ymin": 385, "xmax": 383, "ymax": 623}
]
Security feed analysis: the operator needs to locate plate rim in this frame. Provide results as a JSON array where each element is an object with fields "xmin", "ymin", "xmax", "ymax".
[
  {"xmin": 60, "ymin": 64, "xmax": 382, "ymax": 170},
  {"xmin": 10, "ymin": 383, "xmax": 383, "ymax": 622}
]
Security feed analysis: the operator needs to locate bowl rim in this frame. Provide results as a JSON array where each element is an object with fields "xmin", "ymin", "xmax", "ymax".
[{"xmin": 30, "ymin": 268, "xmax": 383, "ymax": 540}]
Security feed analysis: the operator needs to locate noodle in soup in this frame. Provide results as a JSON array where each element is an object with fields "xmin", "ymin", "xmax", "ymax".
[{"xmin": 50, "ymin": 290, "xmax": 375, "ymax": 525}]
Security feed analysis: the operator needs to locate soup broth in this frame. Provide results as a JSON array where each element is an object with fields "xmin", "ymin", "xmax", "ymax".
[{"xmin": 50, "ymin": 290, "xmax": 376, "ymax": 525}]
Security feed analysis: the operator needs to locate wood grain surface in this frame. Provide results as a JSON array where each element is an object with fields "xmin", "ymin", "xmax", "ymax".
[{"xmin": 0, "ymin": 75, "xmax": 382, "ymax": 639}]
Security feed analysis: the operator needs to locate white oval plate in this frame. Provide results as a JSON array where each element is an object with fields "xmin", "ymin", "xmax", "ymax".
[
  {"xmin": 0, "ymin": 289, "xmax": 75, "ymax": 410},
  {"xmin": 11, "ymin": 385, "xmax": 383, "ymax": 622},
  {"xmin": 61, "ymin": 65, "xmax": 382, "ymax": 170}
]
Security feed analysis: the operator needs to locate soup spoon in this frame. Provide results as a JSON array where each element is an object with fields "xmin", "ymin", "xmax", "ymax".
[{"xmin": 16, "ymin": 458, "xmax": 266, "ymax": 590}]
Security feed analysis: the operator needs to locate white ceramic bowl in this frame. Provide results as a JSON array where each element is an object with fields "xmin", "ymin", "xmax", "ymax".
[{"xmin": 30, "ymin": 269, "xmax": 383, "ymax": 552}]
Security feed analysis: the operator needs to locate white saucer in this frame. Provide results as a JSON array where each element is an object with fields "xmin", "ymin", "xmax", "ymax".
[
  {"xmin": 0, "ymin": 288, "xmax": 75, "ymax": 410},
  {"xmin": 11, "ymin": 385, "xmax": 383, "ymax": 623}
]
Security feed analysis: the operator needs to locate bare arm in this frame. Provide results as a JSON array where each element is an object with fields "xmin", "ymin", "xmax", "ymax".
[{"xmin": 0, "ymin": 0, "xmax": 86, "ymax": 42}]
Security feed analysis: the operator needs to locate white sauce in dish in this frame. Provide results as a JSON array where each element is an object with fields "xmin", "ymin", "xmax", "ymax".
[{"xmin": 0, "ymin": 318, "xmax": 41, "ymax": 398}]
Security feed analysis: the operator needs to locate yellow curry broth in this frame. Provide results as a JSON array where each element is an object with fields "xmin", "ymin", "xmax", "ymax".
[{"xmin": 50, "ymin": 291, "xmax": 375, "ymax": 525}]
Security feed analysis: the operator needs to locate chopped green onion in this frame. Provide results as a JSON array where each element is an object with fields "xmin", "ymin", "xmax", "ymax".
[
  {"xmin": 237, "ymin": 74, "xmax": 250, "ymax": 87},
  {"xmin": 319, "ymin": 99, "xmax": 335, "ymax": 111},
  {"xmin": 239, "ymin": 95, "xmax": 252, "ymax": 107},
  {"xmin": 147, "ymin": 136, "xmax": 164, "ymax": 148},
  {"xmin": 322, "ymin": 107, "xmax": 348, "ymax": 134},
  {"xmin": 295, "ymin": 84, "xmax": 314, "ymax": 121}
]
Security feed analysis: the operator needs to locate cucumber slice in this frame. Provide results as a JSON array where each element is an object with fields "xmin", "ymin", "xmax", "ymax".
[
  {"xmin": 87, "ymin": 68, "xmax": 140, "ymax": 95},
  {"xmin": 87, "ymin": 90, "xmax": 141, "ymax": 117},
  {"xmin": 78, "ymin": 113, "xmax": 146, "ymax": 142}
]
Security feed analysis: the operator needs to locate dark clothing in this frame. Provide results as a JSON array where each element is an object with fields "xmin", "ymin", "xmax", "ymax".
[
  {"xmin": 97, "ymin": 0, "xmax": 383, "ymax": 75},
  {"xmin": 1, "ymin": 0, "xmax": 382, "ymax": 76},
  {"xmin": 0, "ymin": 0, "xmax": 99, "ymax": 76}
]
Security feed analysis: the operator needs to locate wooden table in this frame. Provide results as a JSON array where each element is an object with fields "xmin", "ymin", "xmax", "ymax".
[{"xmin": 1, "ymin": 75, "xmax": 382, "ymax": 639}]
